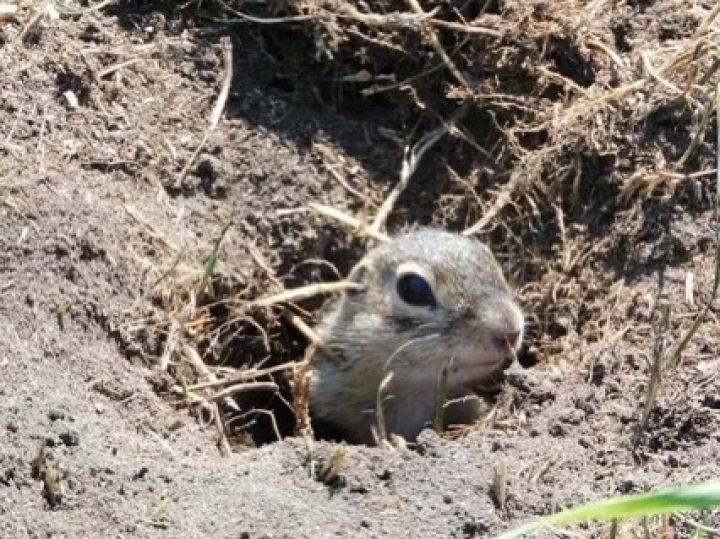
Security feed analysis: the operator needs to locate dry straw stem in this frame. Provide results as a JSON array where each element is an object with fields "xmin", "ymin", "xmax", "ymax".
[
  {"xmin": 97, "ymin": 59, "xmax": 145, "ymax": 79},
  {"xmin": 663, "ymin": 84, "xmax": 720, "ymax": 373},
  {"xmin": 174, "ymin": 341, "xmax": 232, "ymax": 454},
  {"xmin": 158, "ymin": 319, "xmax": 180, "ymax": 371},
  {"xmin": 61, "ymin": 0, "xmax": 118, "ymax": 16},
  {"xmin": 124, "ymin": 204, "xmax": 180, "ymax": 252},
  {"xmin": 213, "ymin": 0, "xmax": 317, "ymax": 23},
  {"xmin": 464, "ymin": 1, "xmax": 720, "ymax": 230},
  {"xmin": 283, "ymin": 311, "xmax": 323, "ymax": 345},
  {"xmin": 404, "ymin": 0, "xmax": 470, "ymax": 90},
  {"xmin": 370, "ymin": 105, "xmax": 469, "ymax": 234},
  {"xmin": 198, "ymin": 220, "xmax": 233, "ymax": 296},
  {"xmin": 212, "ymin": 400, "xmax": 231, "ymax": 456},
  {"xmin": 175, "ymin": 35, "xmax": 233, "ymax": 188},
  {"xmin": 492, "ymin": 461, "xmax": 509, "ymax": 511},
  {"xmin": 177, "ymin": 342, "xmax": 239, "ymax": 411},
  {"xmin": 292, "ymin": 343, "xmax": 318, "ymax": 438},
  {"xmin": 252, "ymin": 280, "xmax": 364, "ymax": 307},
  {"xmin": 677, "ymin": 91, "xmax": 719, "ymax": 169},
  {"xmin": 636, "ymin": 84, "xmax": 720, "ymax": 442},
  {"xmin": 203, "ymin": 381, "xmax": 279, "ymax": 402},
  {"xmin": 635, "ymin": 303, "xmax": 670, "ymax": 442},
  {"xmin": 371, "ymin": 371, "xmax": 394, "ymax": 446},
  {"xmin": 17, "ymin": 6, "xmax": 44, "ymax": 42},
  {"xmin": 622, "ymin": 168, "xmax": 718, "ymax": 200},
  {"xmin": 183, "ymin": 361, "xmax": 297, "ymax": 392},
  {"xmin": 214, "ymin": 0, "xmax": 500, "ymax": 37},
  {"xmin": 172, "ymin": 341, "xmax": 284, "ymax": 454},
  {"xmin": 308, "ymin": 202, "xmax": 389, "ymax": 242},
  {"xmin": 285, "ymin": 310, "xmax": 345, "ymax": 367}
]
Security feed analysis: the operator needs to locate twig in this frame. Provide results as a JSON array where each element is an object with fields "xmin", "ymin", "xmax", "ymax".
[
  {"xmin": 429, "ymin": 18, "xmax": 501, "ymax": 38},
  {"xmin": 214, "ymin": 0, "xmax": 501, "ymax": 39},
  {"xmin": 123, "ymin": 206, "xmax": 179, "ymax": 252},
  {"xmin": 641, "ymin": 50, "xmax": 682, "ymax": 94},
  {"xmin": 405, "ymin": 0, "xmax": 471, "ymax": 89},
  {"xmin": 370, "ymin": 105, "xmax": 468, "ymax": 234},
  {"xmin": 663, "ymin": 84, "xmax": 720, "ymax": 372},
  {"xmin": 292, "ymin": 343, "xmax": 318, "ymax": 438},
  {"xmin": 213, "ymin": 0, "xmax": 316, "ymax": 23},
  {"xmin": 146, "ymin": 429, "xmax": 178, "ymax": 459},
  {"xmin": 252, "ymin": 281, "xmax": 364, "ymax": 308},
  {"xmin": 308, "ymin": 202, "xmax": 389, "ymax": 242},
  {"xmin": 181, "ymin": 361, "xmax": 297, "ymax": 392},
  {"xmin": 585, "ymin": 39, "xmax": 625, "ymax": 70},
  {"xmin": 182, "ymin": 361, "xmax": 297, "ymax": 392},
  {"xmin": 337, "ymin": 3, "xmax": 438, "ymax": 28},
  {"xmin": 207, "ymin": 381, "xmax": 278, "ymax": 402},
  {"xmin": 212, "ymin": 401, "xmax": 231, "ymax": 456},
  {"xmin": 158, "ymin": 320, "xmax": 179, "ymax": 371},
  {"xmin": 98, "ymin": 59, "xmax": 144, "ymax": 79},
  {"xmin": 17, "ymin": 8, "xmax": 43, "ymax": 42},
  {"xmin": 250, "ymin": 409, "xmax": 282, "ymax": 442},
  {"xmin": 179, "ymin": 342, "xmax": 239, "ymax": 412},
  {"xmin": 284, "ymin": 312, "xmax": 323, "ymax": 345},
  {"xmin": 463, "ymin": 172, "xmax": 523, "ymax": 235},
  {"xmin": 57, "ymin": 0, "xmax": 117, "ymax": 17},
  {"xmin": 635, "ymin": 306, "xmax": 666, "ymax": 440},
  {"xmin": 677, "ymin": 90, "xmax": 718, "ymax": 168}
]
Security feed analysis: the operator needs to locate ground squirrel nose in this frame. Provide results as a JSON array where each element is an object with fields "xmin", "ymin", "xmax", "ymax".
[{"xmin": 490, "ymin": 309, "xmax": 523, "ymax": 351}]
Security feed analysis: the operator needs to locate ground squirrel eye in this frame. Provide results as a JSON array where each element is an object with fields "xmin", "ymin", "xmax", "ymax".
[{"xmin": 396, "ymin": 273, "xmax": 436, "ymax": 307}]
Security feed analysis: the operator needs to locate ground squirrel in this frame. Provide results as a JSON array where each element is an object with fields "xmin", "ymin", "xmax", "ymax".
[{"xmin": 309, "ymin": 228, "xmax": 524, "ymax": 445}]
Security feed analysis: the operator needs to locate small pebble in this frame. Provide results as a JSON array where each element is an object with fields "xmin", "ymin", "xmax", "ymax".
[
  {"xmin": 48, "ymin": 409, "xmax": 65, "ymax": 422},
  {"xmin": 133, "ymin": 466, "xmax": 149, "ymax": 480},
  {"xmin": 59, "ymin": 430, "xmax": 80, "ymax": 447},
  {"xmin": 702, "ymin": 393, "xmax": 720, "ymax": 409}
]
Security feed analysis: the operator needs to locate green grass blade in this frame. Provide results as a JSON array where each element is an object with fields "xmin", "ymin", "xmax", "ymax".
[
  {"xmin": 494, "ymin": 480, "xmax": 720, "ymax": 539},
  {"xmin": 198, "ymin": 221, "xmax": 233, "ymax": 294}
]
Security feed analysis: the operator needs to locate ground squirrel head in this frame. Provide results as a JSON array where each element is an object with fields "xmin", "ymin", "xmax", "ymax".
[{"xmin": 310, "ymin": 228, "xmax": 524, "ymax": 444}]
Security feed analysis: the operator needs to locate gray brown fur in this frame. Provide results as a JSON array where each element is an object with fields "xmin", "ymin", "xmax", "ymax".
[{"xmin": 309, "ymin": 228, "xmax": 524, "ymax": 445}]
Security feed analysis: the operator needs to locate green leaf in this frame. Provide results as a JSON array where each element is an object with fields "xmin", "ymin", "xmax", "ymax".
[{"xmin": 494, "ymin": 480, "xmax": 720, "ymax": 539}]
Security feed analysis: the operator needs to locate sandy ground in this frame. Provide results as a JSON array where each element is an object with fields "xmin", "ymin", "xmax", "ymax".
[{"xmin": 1, "ymin": 2, "xmax": 719, "ymax": 537}]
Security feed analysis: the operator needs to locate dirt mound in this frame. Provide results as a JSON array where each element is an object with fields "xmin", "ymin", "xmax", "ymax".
[{"xmin": 1, "ymin": 0, "xmax": 719, "ymax": 537}]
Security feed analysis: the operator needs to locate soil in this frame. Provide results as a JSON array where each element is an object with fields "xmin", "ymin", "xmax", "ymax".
[{"xmin": 1, "ymin": 1, "xmax": 719, "ymax": 538}]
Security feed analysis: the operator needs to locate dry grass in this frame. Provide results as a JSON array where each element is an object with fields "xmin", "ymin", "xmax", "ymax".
[
  {"xmin": 111, "ymin": 0, "xmax": 720, "ymax": 447},
  {"xmin": 252, "ymin": 0, "xmax": 720, "ymax": 369}
]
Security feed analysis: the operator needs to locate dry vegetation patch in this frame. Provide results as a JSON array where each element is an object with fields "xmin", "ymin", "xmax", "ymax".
[
  {"xmin": 101, "ymin": 0, "xmax": 720, "ymax": 447},
  {"xmin": 3, "ymin": 1, "xmax": 720, "ymax": 535}
]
